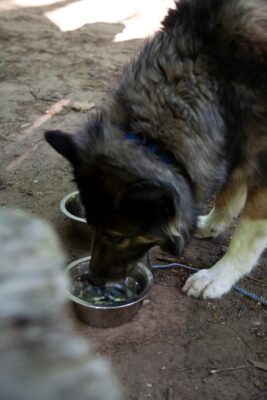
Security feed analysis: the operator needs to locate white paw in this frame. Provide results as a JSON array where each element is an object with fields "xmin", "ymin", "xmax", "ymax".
[
  {"xmin": 195, "ymin": 211, "xmax": 230, "ymax": 239},
  {"xmin": 182, "ymin": 268, "xmax": 233, "ymax": 299}
]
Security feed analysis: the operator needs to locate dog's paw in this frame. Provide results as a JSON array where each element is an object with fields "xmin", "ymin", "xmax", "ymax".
[
  {"xmin": 195, "ymin": 211, "xmax": 230, "ymax": 239},
  {"xmin": 182, "ymin": 268, "xmax": 233, "ymax": 299}
]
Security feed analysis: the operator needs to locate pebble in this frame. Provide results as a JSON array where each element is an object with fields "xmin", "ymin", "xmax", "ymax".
[
  {"xmin": 251, "ymin": 320, "xmax": 262, "ymax": 326},
  {"xmin": 20, "ymin": 123, "xmax": 31, "ymax": 129}
]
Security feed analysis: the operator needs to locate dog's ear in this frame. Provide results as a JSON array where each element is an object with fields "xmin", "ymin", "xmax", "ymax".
[{"xmin": 44, "ymin": 130, "xmax": 79, "ymax": 166}]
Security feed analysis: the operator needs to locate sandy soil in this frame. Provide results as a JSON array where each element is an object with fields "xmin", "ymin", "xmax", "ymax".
[{"xmin": 0, "ymin": 1, "xmax": 266, "ymax": 399}]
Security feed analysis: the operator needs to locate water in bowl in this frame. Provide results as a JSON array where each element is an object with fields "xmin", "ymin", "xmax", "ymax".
[{"xmin": 70, "ymin": 273, "xmax": 142, "ymax": 305}]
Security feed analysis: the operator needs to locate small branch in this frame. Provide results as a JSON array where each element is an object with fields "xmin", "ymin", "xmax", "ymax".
[
  {"xmin": 30, "ymin": 90, "xmax": 59, "ymax": 103},
  {"xmin": 6, "ymin": 140, "xmax": 43, "ymax": 172},
  {"xmin": 247, "ymin": 276, "xmax": 267, "ymax": 287},
  {"xmin": 209, "ymin": 366, "xmax": 249, "ymax": 374},
  {"xmin": 237, "ymin": 302, "xmax": 245, "ymax": 319},
  {"xmin": 166, "ymin": 388, "xmax": 174, "ymax": 400}
]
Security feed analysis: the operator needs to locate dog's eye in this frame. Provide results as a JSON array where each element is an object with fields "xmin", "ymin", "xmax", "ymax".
[{"xmin": 105, "ymin": 235, "xmax": 126, "ymax": 244}]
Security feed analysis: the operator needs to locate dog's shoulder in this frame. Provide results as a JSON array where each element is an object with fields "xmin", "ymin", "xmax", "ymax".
[{"xmin": 162, "ymin": 0, "xmax": 267, "ymax": 83}]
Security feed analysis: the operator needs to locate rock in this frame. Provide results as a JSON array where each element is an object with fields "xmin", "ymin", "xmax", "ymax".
[{"xmin": 0, "ymin": 209, "xmax": 121, "ymax": 400}]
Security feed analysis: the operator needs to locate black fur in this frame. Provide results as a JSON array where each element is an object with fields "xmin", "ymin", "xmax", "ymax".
[{"xmin": 45, "ymin": 0, "xmax": 267, "ymax": 284}]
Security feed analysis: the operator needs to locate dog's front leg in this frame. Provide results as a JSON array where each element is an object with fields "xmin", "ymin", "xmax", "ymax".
[
  {"xmin": 196, "ymin": 180, "xmax": 247, "ymax": 239},
  {"xmin": 183, "ymin": 188, "xmax": 267, "ymax": 299}
]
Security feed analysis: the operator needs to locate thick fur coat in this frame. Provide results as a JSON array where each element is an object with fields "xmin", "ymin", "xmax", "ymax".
[{"xmin": 45, "ymin": 0, "xmax": 267, "ymax": 298}]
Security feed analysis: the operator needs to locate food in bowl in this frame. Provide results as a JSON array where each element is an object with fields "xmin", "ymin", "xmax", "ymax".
[{"xmin": 71, "ymin": 273, "xmax": 142, "ymax": 305}]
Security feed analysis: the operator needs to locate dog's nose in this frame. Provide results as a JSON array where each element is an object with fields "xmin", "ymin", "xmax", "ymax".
[{"xmin": 87, "ymin": 269, "xmax": 106, "ymax": 285}]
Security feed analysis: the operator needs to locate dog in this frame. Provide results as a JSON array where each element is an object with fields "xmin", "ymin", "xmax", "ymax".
[{"xmin": 45, "ymin": 0, "xmax": 267, "ymax": 299}]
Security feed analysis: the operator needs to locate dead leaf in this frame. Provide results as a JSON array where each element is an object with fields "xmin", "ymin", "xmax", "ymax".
[
  {"xmin": 20, "ymin": 123, "xmax": 32, "ymax": 129},
  {"xmin": 249, "ymin": 360, "xmax": 267, "ymax": 372},
  {"xmin": 69, "ymin": 101, "xmax": 95, "ymax": 112}
]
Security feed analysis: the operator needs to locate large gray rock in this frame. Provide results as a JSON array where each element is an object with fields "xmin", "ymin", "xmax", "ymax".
[{"xmin": 0, "ymin": 209, "xmax": 121, "ymax": 400}]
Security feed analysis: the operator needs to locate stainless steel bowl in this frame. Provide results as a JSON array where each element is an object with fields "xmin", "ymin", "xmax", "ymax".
[
  {"xmin": 66, "ymin": 256, "xmax": 154, "ymax": 328},
  {"xmin": 60, "ymin": 191, "xmax": 91, "ymax": 240}
]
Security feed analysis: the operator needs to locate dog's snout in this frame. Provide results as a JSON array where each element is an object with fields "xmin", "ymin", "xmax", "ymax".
[
  {"xmin": 88, "ymin": 231, "xmax": 130, "ymax": 283},
  {"xmin": 88, "ymin": 255, "xmax": 107, "ymax": 285},
  {"xmin": 87, "ymin": 270, "xmax": 106, "ymax": 286}
]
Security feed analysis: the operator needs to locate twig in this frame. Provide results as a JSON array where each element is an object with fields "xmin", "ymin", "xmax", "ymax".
[
  {"xmin": 6, "ymin": 140, "xmax": 43, "ymax": 172},
  {"xmin": 30, "ymin": 90, "xmax": 59, "ymax": 103},
  {"xmin": 237, "ymin": 302, "xmax": 245, "ymax": 319},
  {"xmin": 6, "ymin": 98, "xmax": 70, "ymax": 168},
  {"xmin": 209, "ymin": 366, "xmax": 249, "ymax": 374},
  {"xmin": 247, "ymin": 276, "xmax": 267, "ymax": 287},
  {"xmin": 166, "ymin": 388, "xmax": 174, "ymax": 400}
]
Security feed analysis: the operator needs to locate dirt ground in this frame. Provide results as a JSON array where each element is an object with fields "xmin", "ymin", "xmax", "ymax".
[{"xmin": 0, "ymin": 1, "xmax": 266, "ymax": 399}]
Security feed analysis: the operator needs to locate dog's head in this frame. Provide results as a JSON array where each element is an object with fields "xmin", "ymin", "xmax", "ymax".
[{"xmin": 45, "ymin": 112, "xmax": 196, "ymax": 283}]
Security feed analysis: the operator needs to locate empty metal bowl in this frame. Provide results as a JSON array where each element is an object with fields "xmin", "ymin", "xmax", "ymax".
[
  {"xmin": 60, "ymin": 191, "xmax": 91, "ymax": 240},
  {"xmin": 66, "ymin": 256, "xmax": 154, "ymax": 328}
]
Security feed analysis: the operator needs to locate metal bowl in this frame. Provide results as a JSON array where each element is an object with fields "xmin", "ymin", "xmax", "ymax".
[
  {"xmin": 60, "ymin": 191, "xmax": 91, "ymax": 240},
  {"xmin": 66, "ymin": 256, "xmax": 154, "ymax": 328}
]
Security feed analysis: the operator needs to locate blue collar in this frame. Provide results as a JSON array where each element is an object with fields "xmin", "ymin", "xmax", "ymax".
[
  {"xmin": 124, "ymin": 132, "xmax": 177, "ymax": 166},
  {"xmin": 124, "ymin": 131, "xmax": 195, "ymax": 192}
]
